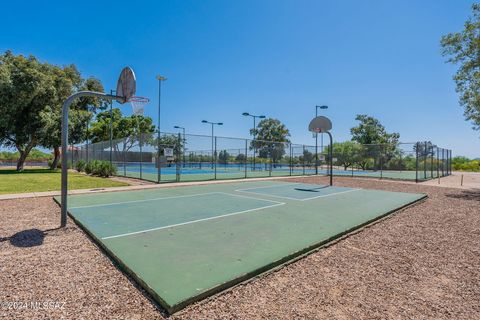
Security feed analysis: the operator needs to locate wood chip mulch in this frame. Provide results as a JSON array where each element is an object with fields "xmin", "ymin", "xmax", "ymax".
[{"xmin": 0, "ymin": 176, "xmax": 479, "ymax": 319}]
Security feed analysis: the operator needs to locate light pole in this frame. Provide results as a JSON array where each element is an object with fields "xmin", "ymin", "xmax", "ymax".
[
  {"xmin": 156, "ymin": 75, "xmax": 167, "ymax": 183},
  {"xmin": 315, "ymin": 105, "xmax": 328, "ymax": 174},
  {"xmin": 174, "ymin": 125, "xmax": 186, "ymax": 167},
  {"xmin": 201, "ymin": 120, "xmax": 223, "ymax": 169},
  {"xmin": 242, "ymin": 112, "xmax": 265, "ymax": 171}
]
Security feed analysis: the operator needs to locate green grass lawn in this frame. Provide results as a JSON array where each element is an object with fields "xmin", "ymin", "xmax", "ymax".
[{"xmin": 0, "ymin": 168, "xmax": 129, "ymax": 194}]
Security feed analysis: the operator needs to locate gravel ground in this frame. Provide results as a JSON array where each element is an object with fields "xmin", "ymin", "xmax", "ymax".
[{"xmin": 0, "ymin": 177, "xmax": 479, "ymax": 319}]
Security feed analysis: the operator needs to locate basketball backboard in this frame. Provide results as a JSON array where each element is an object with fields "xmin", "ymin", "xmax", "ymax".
[
  {"xmin": 116, "ymin": 67, "xmax": 136, "ymax": 103},
  {"xmin": 308, "ymin": 116, "xmax": 332, "ymax": 133}
]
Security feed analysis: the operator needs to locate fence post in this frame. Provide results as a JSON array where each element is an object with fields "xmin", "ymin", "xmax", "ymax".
[
  {"xmin": 157, "ymin": 131, "xmax": 161, "ymax": 183},
  {"xmin": 302, "ymin": 145, "xmax": 306, "ymax": 175},
  {"xmin": 70, "ymin": 144, "xmax": 74, "ymax": 168},
  {"xmin": 441, "ymin": 148, "xmax": 445, "ymax": 177},
  {"xmin": 214, "ymin": 136, "xmax": 217, "ymax": 180},
  {"xmin": 244, "ymin": 139, "xmax": 248, "ymax": 178},
  {"xmin": 449, "ymin": 149, "xmax": 452, "ymax": 175},
  {"xmin": 415, "ymin": 142, "xmax": 419, "ymax": 183},
  {"xmin": 289, "ymin": 144, "xmax": 293, "ymax": 176},
  {"xmin": 139, "ymin": 134, "xmax": 143, "ymax": 180},
  {"xmin": 428, "ymin": 145, "xmax": 433, "ymax": 179},
  {"xmin": 380, "ymin": 145, "xmax": 383, "ymax": 179},
  {"xmin": 176, "ymin": 133, "xmax": 181, "ymax": 182},
  {"xmin": 423, "ymin": 141, "xmax": 427, "ymax": 180}
]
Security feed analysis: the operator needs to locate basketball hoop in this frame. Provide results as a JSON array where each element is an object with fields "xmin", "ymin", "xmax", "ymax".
[{"xmin": 128, "ymin": 96, "xmax": 149, "ymax": 115}]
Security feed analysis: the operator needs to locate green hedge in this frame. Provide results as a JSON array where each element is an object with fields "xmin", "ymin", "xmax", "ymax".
[{"xmin": 81, "ymin": 160, "xmax": 117, "ymax": 177}]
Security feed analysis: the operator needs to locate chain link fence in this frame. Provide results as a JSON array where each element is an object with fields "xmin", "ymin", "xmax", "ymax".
[{"xmin": 69, "ymin": 132, "xmax": 452, "ymax": 183}]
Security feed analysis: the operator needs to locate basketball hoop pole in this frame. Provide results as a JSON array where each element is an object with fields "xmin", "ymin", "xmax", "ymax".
[{"xmin": 60, "ymin": 91, "xmax": 124, "ymax": 227}]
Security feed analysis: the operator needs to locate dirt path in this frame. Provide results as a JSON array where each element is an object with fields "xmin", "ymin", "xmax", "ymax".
[{"xmin": 0, "ymin": 177, "xmax": 478, "ymax": 319}]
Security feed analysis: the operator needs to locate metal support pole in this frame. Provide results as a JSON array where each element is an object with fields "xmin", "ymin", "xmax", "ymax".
[
  {"xmin": 449, "ymin": 150, "xmax": 452, "ymax": 175},
  {"xmin": 61, "ymin": 91, "xmax": 121, "ymax": 227},
  {"xmin": 244, "ymin": 139, "xmax": 248, "ymax": 178},
  {"xmin": 321, "ymin": 134, "xmax": 323, "ymax": 172},
  {"xmin": 314, "ymin": 107, "xmax": 319, "ymax": 175},
  {"xmin": 415, "ymin": 142, "xmax": 419, "ymax": 183},
  {"xmin": 214, "ymin": 136, "xmax": 217, "ymax": 179},
  {"xmin": 211, "ymin": 123, "xmax": 214, "ymax": 170},
  {"xmin": 123, "ymin": 139, "xmax": 126, "ymax": 176},
  {"xmin": 380, "ymin": 145, "xmax": 383, "ymax": 179},
  {"xmin": 442, "ymin": 148, "xmax": 445, "ymax": 177},
  {"xmin": 182, "ymin": 128, "xmax": 186, "ymax": 168},
  {"xmin": 302, "ymin": 145, "xmax": 306, "ymax": 175},
  {"xmin": 139, "ymin": 120, "xmax": 142, "ymax": 180},
  {"xmin": 289, "ymin": 144, "xmax": 293, "ymax": 176},
  {"xmin": 326, "ymin": 131, "xmax": 333, "ymax": 186},
  {"xmin": 176, "ymin": 133, "xmax": 181, "ymax": 182},
  {"xmin": 109, "ymin": 89, "xmax": 115, "ymax": 165},
  {"xmin": 423, "ymin": 141, "xmax": 427, "ymax": 180},
  {"xmin": 253, "ymin": 117, "xmax": 256, "ymax": 171},
  {"xmin": 157, "ymin": 80, "xmax": 162, "ymax": 183},
  {"xmin": 430, "ymin": 145, "xmax": 434, "ymax": 179},
  {"xmin": 86, "ymin": 121, "xmax": 89, "ymax": 162}
]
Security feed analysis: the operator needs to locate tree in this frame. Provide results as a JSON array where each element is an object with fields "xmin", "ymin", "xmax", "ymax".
[
  {"xmin": 0, "ymin": 51, "xmax": 106, "ymax": 170},
  {"xmin": 218, "ymin": 150, "xmax": 229, "ymax": 164},
  {"xmin": 156, "ymin": 134, "xmax": 184, "ymax": 159},
  {"xmin": 235, "ymin": 153, "xmax": 246, "ymax": 162},
  {"xmin": 0, "ymin": 51, "xmax": 56, "ymax": 170},
  {"xmin": 89, "ymin": 108, "xmax": 156, "ymax": 157},
  {"xmin": 350, "ymin": 114, "xmax": 400, "ymax": 170},
  {"xmin": 350, "ymin": 114, "xmax": 400, "ymax": 145},
  {"xmin": 39, "ymin": 67, "xmax": 106, "ymax": 169},
  {"xmin": 250, "ymin": 118, "xmax": 290, "ymax": 164},
  {"xmin": 441, "ymin": 3, "xmax": 480, "ymax": 132},
  {"xmin": 299, "ymin": 149, "xmax": 314, "ymax": 165},
  {"xmin": 329, "ymin": 141, "xmax": 362, "ymax": 170}
]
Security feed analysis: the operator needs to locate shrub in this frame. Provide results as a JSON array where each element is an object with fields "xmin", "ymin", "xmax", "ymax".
[
  {"xmin": 75, "ymin": 160, "xmax": 86, "ymax": 172},
  {"xmin": 97, "ymin": 161, "xmax": 117, "ymax": 177},
  {"xmin": 84, "ymin": 160, "xmax": 117, "ymax": 177},
  {"xmin": 47, "ymin": 159, "xmax": 71, "ymax": 169},
  {"xmin": 85, "ymin": 160, "xmax": 98, "ymax": 175}
]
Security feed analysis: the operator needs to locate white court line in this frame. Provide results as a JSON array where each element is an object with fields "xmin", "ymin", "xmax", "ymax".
[
  {"xmin": 216, "ymin": 192, "xmax": 285, "ymax": 204},
  {"xmin": 235, "ymin": 182, "xmax": 301, "ymax": 192},
  {"xmin": 236, "ymin": 187, "xmax": 362, "ymax": 201},
  {"xmin": 101, "ymin": 200, "xmax": 285, "ymax": 240},
  {"xmin": 298, "ymin": 188, "xmax": 362, "ymax": 201},
  {"xmin": 69, "ymin": 192, "xmax": 226, "ymax": 210},
  {"xmin": 235, "ymin": 190, "xmax": 301, "ymax": 201}
]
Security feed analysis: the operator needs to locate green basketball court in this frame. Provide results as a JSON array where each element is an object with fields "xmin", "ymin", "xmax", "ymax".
[{"xmin": 56, "ymin": 180, "xmax": 426, "ymax": 314}]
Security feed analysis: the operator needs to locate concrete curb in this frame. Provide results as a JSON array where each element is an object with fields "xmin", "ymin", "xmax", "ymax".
[{"xmin": 0, "ymin": 175, "xmax": 310, "ymax": 200}]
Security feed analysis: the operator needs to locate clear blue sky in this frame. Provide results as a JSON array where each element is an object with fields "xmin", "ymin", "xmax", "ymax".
[{"xmin": 2, "ymin": 0, "xmax": 479, "ymax": 157}]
